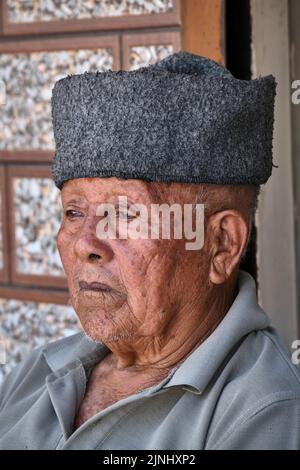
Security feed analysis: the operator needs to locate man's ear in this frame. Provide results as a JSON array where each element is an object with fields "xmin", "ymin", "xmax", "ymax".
[{"xmin": 207, "ymin": 210, "xmax": 249, "ymax": 285}]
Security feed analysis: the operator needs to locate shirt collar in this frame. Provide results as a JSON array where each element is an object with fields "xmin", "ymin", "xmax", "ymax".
[
  {"xmin": 43, "ymin": 270, "xmax": 270, "ymax": 394},
  {"xmin": 43, "ymin": 331, "xmax": 110, "ymax": 373},
  {"xmin": 162, "ymin": 270, "xmax": 271, "ymax": 394}
]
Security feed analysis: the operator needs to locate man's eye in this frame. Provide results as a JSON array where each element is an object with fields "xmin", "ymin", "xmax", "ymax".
[
  {"xmin": 117, "ymin": 211, "xmax": 138, "ymax": 220},
  {"xmin": 65, "ymin": 209, "xmax": 83, "ymax": 219}
]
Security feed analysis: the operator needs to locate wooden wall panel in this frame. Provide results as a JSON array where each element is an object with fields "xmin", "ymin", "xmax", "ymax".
[
  {"xmin": 0, "ymin": 166, "xmax": 8, "ymax": 283},
  {"xmin": 0, "ymin": 35, "xmax": 120, "ymax": 163},
  {"xmin": 7, "ymin": 165, "xmax": 67, "ymax": 289},
  {"xmin": 0, "ymin": 0, "xmax": 181, "ymax": 36},
  {"xmin": 0, "ymin": 0, "xmax": 226, "ymax": 336},
  {"xmin": 0, "ymin": 285, "xmax": 69, "ymax": 305},
  {"xmin": 122, "ymin": 31, "xmax": 181, "ymax": 70},
  {"xmin": 180, "ymin": 0, "xmax": 224, "ymax": 64}
]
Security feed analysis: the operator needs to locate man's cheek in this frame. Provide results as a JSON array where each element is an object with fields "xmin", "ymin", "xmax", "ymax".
[
  {"xmin": 57, "ymin": 234, "xmax": 74, "ymax": 275},
  {"xmin": 57, "ymin": 226, "xmax": 75, "ymax": 254},
  {"xmin": 113, "ymin": 246, "xmax": 148, "ymax": 284}
]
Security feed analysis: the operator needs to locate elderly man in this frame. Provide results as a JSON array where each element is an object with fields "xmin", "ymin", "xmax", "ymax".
[{"xmin": 0, "ymin": 52, "xmax": 299, "ymax": 450}]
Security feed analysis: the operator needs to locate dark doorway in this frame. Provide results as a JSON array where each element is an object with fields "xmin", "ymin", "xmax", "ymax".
[{"xmin": 225, "ymin": 0, "xmax": 257, "ymax": 282}]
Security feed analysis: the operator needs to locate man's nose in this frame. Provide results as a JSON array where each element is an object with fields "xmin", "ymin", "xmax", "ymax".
[{"xmin": 73, "ymin": 216, "xmax": 114, "ymax": 264}]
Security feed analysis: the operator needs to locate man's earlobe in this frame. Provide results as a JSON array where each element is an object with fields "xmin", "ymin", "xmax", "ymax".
[
  {"xmin": 208, "ymin": 210, "xmax": 248, "ymax": 285},
  {"xmin": 210, "ymin": 252, "xmax": 230, "ymax": 284}
]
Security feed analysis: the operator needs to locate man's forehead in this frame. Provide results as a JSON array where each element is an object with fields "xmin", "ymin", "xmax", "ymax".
[
  {"xmin": 61, "ymin": 177, "xmax": 156, "ymax": 202},
  {"xmin": 60, "ymin": 177, "xmax": 208, "ymax": 207}
]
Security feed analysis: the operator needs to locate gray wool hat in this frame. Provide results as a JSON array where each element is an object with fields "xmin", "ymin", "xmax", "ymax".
[{"xmin": 51, "ymin": 51, "xmax": 276, "ymax": 190}]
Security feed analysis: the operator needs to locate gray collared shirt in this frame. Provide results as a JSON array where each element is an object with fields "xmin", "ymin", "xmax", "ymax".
[{"xmin": 0, "ymin": 270, "xmax": 300, "ymax": 450}]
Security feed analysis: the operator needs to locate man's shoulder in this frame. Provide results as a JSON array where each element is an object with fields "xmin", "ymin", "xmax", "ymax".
[
  {"xmin": 234, "ymin": 326, "xmax": 300, "ymax": 393},
  {"xmin": 207, "ymin": 325, "xmax": 300, "ymax": 442},
  {"xmin": 216, "ymin": 325, "xmax": 300, "ymax": 405},
  {"xmin": 206, "ymin": 326, "xmax": 300, "ymax": 449},
  {"xmin": 0, "ymin": 332, "xmax": 104, "ymax": 409}
]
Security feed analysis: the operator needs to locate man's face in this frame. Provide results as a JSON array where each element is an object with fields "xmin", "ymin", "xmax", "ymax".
[{"xmin": 57, "ymin": 177, "xmax": 210, "ymax": 344}]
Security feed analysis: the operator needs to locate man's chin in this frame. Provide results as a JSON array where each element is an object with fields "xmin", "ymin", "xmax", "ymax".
[{"xmin": 79, "ymin": 316, "xmax": 135, "ymax": 345}]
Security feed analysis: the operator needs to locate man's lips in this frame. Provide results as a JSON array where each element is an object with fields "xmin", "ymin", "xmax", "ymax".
[{"xmin": 79, "ymin": 281, "xmax": 114, "ymax": 292}]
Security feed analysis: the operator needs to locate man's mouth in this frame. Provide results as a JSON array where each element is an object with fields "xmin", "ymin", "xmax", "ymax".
[{"xmin": 79, "ymin": 281, "xmax": 113, "ymax": 292}]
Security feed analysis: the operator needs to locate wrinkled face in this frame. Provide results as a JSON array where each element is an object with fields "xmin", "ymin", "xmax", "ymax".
[{"xmin": 57, "ymin": 177, "xmax": 210, "ymax": 343}]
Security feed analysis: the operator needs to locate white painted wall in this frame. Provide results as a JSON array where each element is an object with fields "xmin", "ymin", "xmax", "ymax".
[{"xmin": 251, "ymin": 0, "xmax": 299, "ymax": 345}]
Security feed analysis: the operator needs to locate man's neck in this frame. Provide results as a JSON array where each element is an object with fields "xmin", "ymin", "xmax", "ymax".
[{"xmin": 104, "ymin": 279, "xmax": 238, "ymax": 372}]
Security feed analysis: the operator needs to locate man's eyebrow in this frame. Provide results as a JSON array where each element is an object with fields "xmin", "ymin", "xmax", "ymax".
[{"xmin": 63, "ymin": 197, "xmax": 86, "ymax": 205}]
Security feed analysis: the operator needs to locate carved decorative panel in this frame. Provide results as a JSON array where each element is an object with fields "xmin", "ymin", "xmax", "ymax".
[
  {"xmin": 129, "ymin": 44, "xmax": 174, "ymax": 70},
  {"xmin": 122, "ymin": 32, "xmax": 181, "ymax": 71},
  {"xmin": 0, "ymin": 189, "xmax": 3, "ymax": 272},
  {"xmin": 1, "ymin": 1, "xmax": 180, "ymax": 36},
  {"xmin": 13, "ymin": 176, "xmax": 64, "ymax": 276},
  {"xmin": 0, "ymin": 298, "xmax": 81, "ymax": 383},
  {"xmin": 6, "ymin": 0, "xmax": 174, "ymax": 23},
  {"xmin": 0, "ymin": 48, "xmax": 114, "ymax": 151},
  {"xmin": 0, "ymin": 167, "xmax": 8, "ymax": 282}
]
